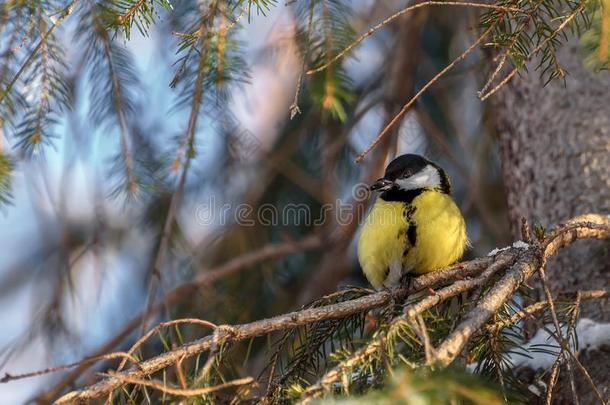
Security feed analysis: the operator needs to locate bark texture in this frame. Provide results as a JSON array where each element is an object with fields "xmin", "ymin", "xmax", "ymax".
[
  {"xmin": 495, "ymin": 39, "xmax": 610, "ymax": 319},
  {"xmin": 494, "ymin": 38, "xmax": 610, "ymax": 403}
]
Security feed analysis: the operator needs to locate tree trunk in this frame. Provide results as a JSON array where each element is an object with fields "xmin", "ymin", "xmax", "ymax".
[{"xmin": 494, "ymin": 38, "xmax": 610, "ymax": 403}]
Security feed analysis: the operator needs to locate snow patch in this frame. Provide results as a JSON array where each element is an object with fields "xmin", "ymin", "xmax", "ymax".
[
  {"xmin": 508, "ymin": 318, "xmax": 610, "ymax": 370},
  {"xmin": 512, "ymin": 240, "xmax": 530, "ymax": 249},
  {"xmin": 487, "ymin": 246, "xmax": 510, "ymax": 256},
  {"xmin": 487, "ymin": 240, "xmax": 529, "ymax": 257}
]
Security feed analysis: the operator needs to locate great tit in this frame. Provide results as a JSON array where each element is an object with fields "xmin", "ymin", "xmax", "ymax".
[{"xmin": 357, "ymin": 154, "xmax": 468, "ymax": 289}]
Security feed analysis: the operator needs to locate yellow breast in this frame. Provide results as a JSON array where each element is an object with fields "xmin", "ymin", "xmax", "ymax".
[
  {"xmin": 358, "ymin": 199, "xmax": 408, "ymax": 289},
  {"xmin": 357, "ymin": 190, "xmax": 467, "ymax": 289},
  {"xmin": 406, "ymin": 191, "xmax": 467, "ymax": 275}
]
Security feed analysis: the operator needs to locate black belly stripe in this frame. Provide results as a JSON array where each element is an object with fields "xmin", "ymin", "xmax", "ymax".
[{"xmin": 407, "ymin": 222, "xmax": 417, "ymax": 247}]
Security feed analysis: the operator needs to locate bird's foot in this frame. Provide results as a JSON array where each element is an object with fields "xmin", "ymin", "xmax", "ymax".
[{"xmin": 386, "ymin": 273, "xmax": 413, "ymax": 304}]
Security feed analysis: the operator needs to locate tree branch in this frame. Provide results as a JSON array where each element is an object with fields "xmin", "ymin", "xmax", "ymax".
[
  {"xmin": 432, "ymin": 215, "xmax": 609, "ymax": 366},
  {"xmin": 35, "ymin": 234, "xmax": 323, "ymax": 403},
  {"xmin": 49, "ymin": 214, "xmax": 610, "ymax": 402}
]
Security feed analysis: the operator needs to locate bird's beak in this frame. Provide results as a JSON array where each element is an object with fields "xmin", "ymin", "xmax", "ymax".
[{"xmin": 370, "ymin": 178, "xmax": 394, "ymax": 192}]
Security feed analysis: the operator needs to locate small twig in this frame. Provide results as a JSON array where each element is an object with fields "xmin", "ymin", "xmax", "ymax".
[
  {"xmin": 141, "ymin": 16, "xmax": 212, "ymax": 333},
  {"xmin": 565, "ymin": 349, "xmax": 606, "ymax": 405},
  {"xmin": 307, "ymin": 1, "xmax": 524, "ymax": 75},
  {"xmin": 116, "ymin": 319, "xmax": 217, "ymax": 373},
  {"xmin": 545, "ymin": 355, "xmax": 563, "ymax": 405},
  {"xmin": 538, "ymin": 265, "xmax": 579, "ymax": 405},
  {"xmin": 485, "ymin": 289, "xmax": 608, "ymax": 334},
  {"xmin": 0, "ymin": 352, "xmax": 142, "ymax": 383},
  {"xmin": 521, "ymin": 217, "xmax": 532, "ymax": 244},
  {"xmin": 415, "ymin": 314, "xmax": 435, "ymax": 363},
  {"xmin": 289, "ymin": 0, "xmax": 314, "ymax": 119},
  {"xmin": 100, "ymin": 374, "xmax": 254, "ymax": 398},
  {"xmin": 355, "ymin": 24, "xmax": 495, "ymax": 162}
]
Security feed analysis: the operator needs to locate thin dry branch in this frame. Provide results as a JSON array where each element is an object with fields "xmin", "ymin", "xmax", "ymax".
[
  {"xmin": 306, "ymin": 1, "xmax": 524, "ymax": 75},
  {"xmin": 116, "ymin": 319, "xmax": 217, "ymax": 373},
  {"xmin": 0, "ymin": 352, "xmax": 142, "ymax": 383},
  {"xmin": 355, "ymin": 24, "xmax": 495, "ymax": 162},
  {"xmin": 141, "ymin": 4, "xmax": 215, "ymax": 334},
  {"xmin": 104, "ymin": 374, "xmax": 255, "ymax": 397},
  {"xmin": 485, "ymin": 289, "xmax": 608, "ymax": 334},
  {"xmin": 538, "ymin": 266, "xmax": 579, "ymax": 405},
  {"xmin": 49, "ymin": 214, "xmax": 609, "ymax": 402}
]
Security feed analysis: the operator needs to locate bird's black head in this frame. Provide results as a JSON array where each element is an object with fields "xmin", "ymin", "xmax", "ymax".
[{"xmin": 370, "ymin": 154, "xmax": 451, "ymax": 202}]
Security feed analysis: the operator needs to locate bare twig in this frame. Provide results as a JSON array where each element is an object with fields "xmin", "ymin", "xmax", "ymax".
[
  {"xmin": 116, "ymin": 319, "xmax": 217, "ymax": 373},
  {"xmin": 485, "ymin": 289, "xmax": 608, "ymax": 334},
  {"xmin": 538, "ymin": 265, "xmax": 579, "ymax": 405},
  {"xmin": 289, "ymin": 0, "xmax": 314, "ymax": 119},
  {"xmin": 102, "ymin": 374, "xmax": 254, "ymax": 397},
  {"xmin": 0, "ymin": 352, "xmax": 142, "ymax": 383},
  {"xmin": 355, "ymin": 24, "xmax": 495, "ymax": 162},
  {"xmin": 306, "ymin": 1, "xmax": 524, "ymax": 75},
  {"xmin": 142, "ymin": 6, "xmax": 214, "ymax": 334}
]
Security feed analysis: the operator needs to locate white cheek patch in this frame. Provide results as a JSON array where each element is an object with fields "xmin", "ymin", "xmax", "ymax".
[{"xmin": 394, "ymin": 164, "xmax": 441, "ymax": 190}]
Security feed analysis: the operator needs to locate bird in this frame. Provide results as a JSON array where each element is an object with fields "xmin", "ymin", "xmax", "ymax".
[{"xmin": 357, "ymin": 154, "xmax": 468, "ymax": 289}]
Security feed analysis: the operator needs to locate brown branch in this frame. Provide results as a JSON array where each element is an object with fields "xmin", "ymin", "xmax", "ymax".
[
  {"xmin": 35, "ymin": 234, "xmax": 323, "ymax": 402},
  {"xmin": 432, "ymin": 215, "xmax": 610, "ymax": 366},
  {"xmin": 52, "ymin": 214, "xmax": 610, "ymax": 402},
  {"xmin": 485, "ymin": 289, "xmax": 608, "ymax": 334},
  {"xmin": 103, "ymin": 374, "xmax": 255, "ymax": 397},
  {"xmin": 54, "ymin": 257, "xmax": 498, "ymax": 403},
  {"xmin": 142, "ymin": 11, "xmax": 211, "ymax": 331},
  {"xmin": 306, "ymin": 1, "xmax": 524, "ymax": 75}
]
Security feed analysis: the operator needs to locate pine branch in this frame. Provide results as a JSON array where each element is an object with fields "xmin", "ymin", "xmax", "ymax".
[
  {"xmin": 104, "ymin": 0, "xmax": 173, "ymax": 39},
  {"xmin": 76, "ymin": 1, "xmax": 142, "ymax": 195},
  {"xmin": 34, "ymin": 234, "xmax": 323, "ymax": 403},
  {"xmin": 432, "ymin": 215, "xmax": 610, "ymax": 366},
  {"xmin": 49, "ymin": 213, "xmax": 609, "ymax": 403}
]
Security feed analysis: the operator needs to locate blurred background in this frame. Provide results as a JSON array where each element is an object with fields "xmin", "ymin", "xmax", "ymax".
[{"xmin": 0, "ymin": 1, "xmax": 513, "ymax": 402}]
